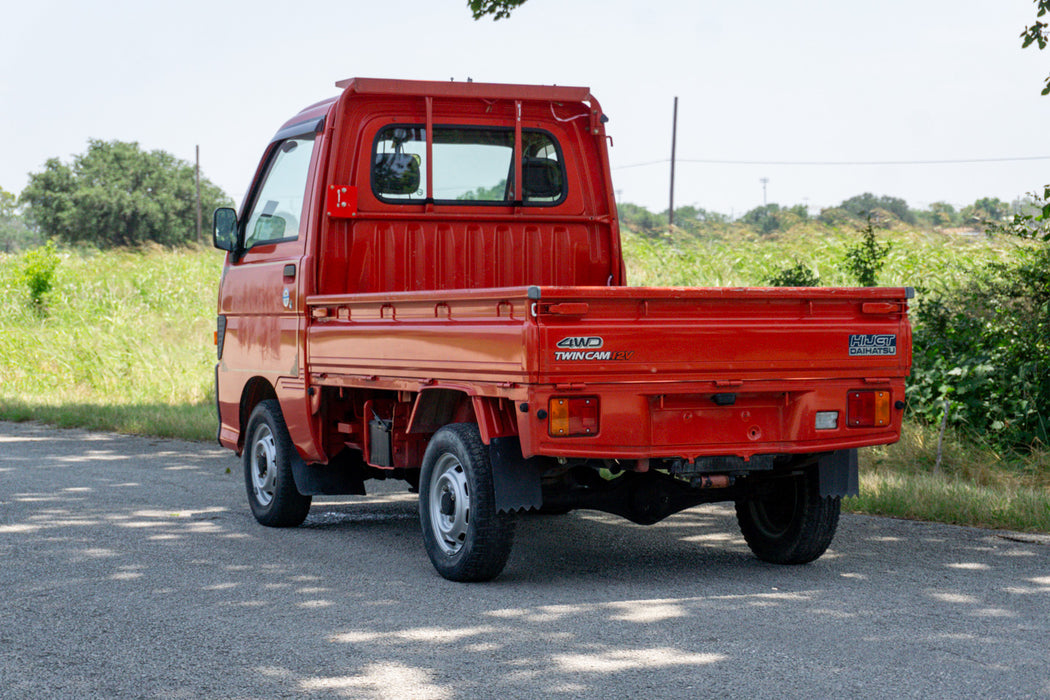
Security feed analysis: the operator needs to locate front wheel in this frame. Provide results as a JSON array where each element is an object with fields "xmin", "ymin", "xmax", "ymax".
[
  {"xmin": 419, "ymin": 424, "xmax": 515, "ymax": 582},
  {"xmin": 735, "ymin": 469, "xmax": 840, "ymax": 565},
  {"xmin": 243, "ymin": 399, "xmax": 311, "ymax": 527}
]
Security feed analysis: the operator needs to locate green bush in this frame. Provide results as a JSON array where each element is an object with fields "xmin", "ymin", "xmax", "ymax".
[
  {"xmin": 18, "ymin": 241, "xmax": 60, "ymax": 312},
  {"xmin": 908, "ymin": 243, "xmax": 1050, "ymax": 450},
  {"xmin": 844, "ymin": 217, "xmax": 892, "ymax": 286},
  {"xmin": 765, "ymin": 260, "xmax": 821, "ymax": 287}
]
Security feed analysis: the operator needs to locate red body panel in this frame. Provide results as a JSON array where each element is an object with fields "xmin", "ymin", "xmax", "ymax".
[{"xmin": 215, "ymin": 78, "xmax": 912, "ymax": 471}]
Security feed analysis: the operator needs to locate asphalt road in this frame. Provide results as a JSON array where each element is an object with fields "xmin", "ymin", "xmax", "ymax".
[{"xmin": 1, "ymin": 420, "xmax": 1048, "ymax": 699}]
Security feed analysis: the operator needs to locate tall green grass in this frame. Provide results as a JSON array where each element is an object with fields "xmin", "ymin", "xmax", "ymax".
[
  {"xmin": 0, "ymin": 245, "xmax": 222, "ymax": 440},
  {"xmin": 622, "ymin": 223, "xmax": 1026, "ymax": 289}
]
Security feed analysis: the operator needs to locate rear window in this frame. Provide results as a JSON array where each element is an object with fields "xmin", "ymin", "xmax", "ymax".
[{"xmin": 372, "ymin": 125, "xmax": 565, "ymax": 206}]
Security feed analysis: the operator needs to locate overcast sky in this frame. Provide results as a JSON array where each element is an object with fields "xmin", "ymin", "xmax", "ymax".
[{"xmin": 1, "ymin": 0, "xmax": 1047, "ymax": 216}]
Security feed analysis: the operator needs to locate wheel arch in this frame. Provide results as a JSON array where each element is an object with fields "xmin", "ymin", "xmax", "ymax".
[
  {"xmin": 407, "ymin": 387, "xmax": 518, "ymax": 445},
  {"xmin": 237, "ymin": 377, "xmax": 278, "ymax": 454}
]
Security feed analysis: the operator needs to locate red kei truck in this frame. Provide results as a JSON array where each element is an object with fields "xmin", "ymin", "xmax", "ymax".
[{"xmin": 212, "ymin": 78, "xmax": 912, "ymax": 582}]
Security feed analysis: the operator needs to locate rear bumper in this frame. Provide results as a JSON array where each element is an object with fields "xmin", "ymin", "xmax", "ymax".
[{"xmin": 517, "ymin": 377, "xmax": 906, "ymax": 461}]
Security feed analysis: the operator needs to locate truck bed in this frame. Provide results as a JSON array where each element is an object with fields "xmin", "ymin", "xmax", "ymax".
[{"xmin": 306, "ymin": 284, "xmax": 911, "ymax": 460}]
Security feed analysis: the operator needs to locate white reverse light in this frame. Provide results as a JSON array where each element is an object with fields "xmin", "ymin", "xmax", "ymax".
[{"xmin": 815, "ymin": 411, "xmax": 839, "ymax": 430}]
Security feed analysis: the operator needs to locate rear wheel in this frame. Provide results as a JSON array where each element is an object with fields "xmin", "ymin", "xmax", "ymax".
[
  {"xmin": 735, "ymin": 469, "xmax": 839, "ymax": 564},
  {"xmin": 244, "ymin": 399, "xmax": 311, "ymax": 527},
  {"xmin": 419, "ymin": 424, "xmax": 515, "ymax": 582}
]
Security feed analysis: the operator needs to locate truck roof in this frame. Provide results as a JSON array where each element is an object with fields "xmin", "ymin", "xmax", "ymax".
[
  {"xmin": 274, "ymin": 78, "xmax": 598, "ymax": 143},
  {"xmin": 334, "ymin": 77, "xmax": 593, "ymax": 103}
]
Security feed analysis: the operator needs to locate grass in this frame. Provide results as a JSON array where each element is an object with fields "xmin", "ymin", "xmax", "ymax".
[
  {"xmin": 0, "ymin": 244, "xmax": 222, "ymax": 441},
  {"xmin": 851, "ymin": 422, "xmax": 1050, "ymax": 533},
  {"xmin": 621, "ymin": 221, "xmax": 1027, "ymax": 289},
  {"xmin": 850, "ymin": 470, "xmax": 1050, "ymax": 533},
  {"xmin": 1, "ymin": 233, "xmax": 1047, "ymax": 534}
]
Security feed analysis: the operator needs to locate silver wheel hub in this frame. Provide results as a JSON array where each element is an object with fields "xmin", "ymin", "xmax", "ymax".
[
  {"xmin": 428, "ymin": 453, "xmax": 470, "ymax": 555},
  {"xmin": 250, "ymin": 424, "xmax": 277, "ymax": 507}
]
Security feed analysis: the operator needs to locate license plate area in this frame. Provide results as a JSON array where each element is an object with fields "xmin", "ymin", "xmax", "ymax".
[{"xmin": 650, "ymin": 393, "xmax": 785, "ymax": 447}]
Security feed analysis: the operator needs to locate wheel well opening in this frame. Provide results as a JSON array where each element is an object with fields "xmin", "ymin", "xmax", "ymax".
[
  {"xmin": 408, "ymin": 388, "xmax": 476, "ymax": 435},
  {"xmin": 238, "ymin": 377, "xmax": 278, "ymax": 452}
]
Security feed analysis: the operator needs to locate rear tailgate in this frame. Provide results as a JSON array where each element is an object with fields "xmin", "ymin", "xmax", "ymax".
[
  {"xmin": 522, "ymin": 285, "xmax": 912, "ymax": 460},
  {"xmin": 532, "ymin": 286, "xmax": 910, "ymax": 381}
]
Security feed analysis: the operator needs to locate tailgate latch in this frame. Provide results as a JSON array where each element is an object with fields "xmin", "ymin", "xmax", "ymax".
[{"xmin": 544, "ymin": 302, "xmax": 589, "ymax": 316}]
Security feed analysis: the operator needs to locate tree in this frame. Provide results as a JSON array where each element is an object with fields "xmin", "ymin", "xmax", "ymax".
[
  {"xmin": 20, "ymin": 140, "xmax": 232, "ymax": 248},
  {"xmin": 1022, "ymin": 0, "xmax": 1050, "ymax": 95},
  {"xmin": 664, "ymin": 205, "xmax": 728, "ymax": 231},
  {"xmin": 927, "ymin": 201, "xmax": 960, "ymax": 228},
  {"xmin": 468, "ymin": 0, "xmax": 528, "ymax": 20},
  {"xmin": 617, "ymin": 202, "xmax": 664, "ymax": 235},
  {"xmin": 961, "ymin": 197, "xmax": 1010, "ymax": 228},
  {"xmin": 838, "ymin": 193, "xmax": 915, "ymax": 224},
  {"xmin": 738, "ymin": 203, "xmax": 807, "ymax": 235},
  {"xmin": 0, "ymin": 186, "xmax": 15, "ymax": 218},
  {"xmin": 739, "ymin": 203, "xmax": 783, "ymax": 235},
  {"xmin": 0, "ymin": 186, "xmax": 42, "ymax": 253}
]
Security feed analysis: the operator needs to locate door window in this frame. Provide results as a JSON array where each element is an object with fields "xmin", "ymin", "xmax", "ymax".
[{"xmin": 244, "ymin": 135, "xmax": 316, "ymax": 248}]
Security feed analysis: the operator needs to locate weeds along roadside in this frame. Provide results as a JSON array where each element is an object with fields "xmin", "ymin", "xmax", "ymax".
[
  {"xmin": 854, "ymin": 421, "xmax": 1050, "ymax": 533},
  {"xmin": 1, "ymin": 234, "xmax": 1046, "ymax": 533},
  {"xmin": 0, "ymin": 244, "xmax": 223, "ymax": 440}
]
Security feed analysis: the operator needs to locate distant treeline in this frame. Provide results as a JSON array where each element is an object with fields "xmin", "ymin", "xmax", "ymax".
[{"xmin": 619, "ymin": 192, "xmax": 1039, "ymax": 237}]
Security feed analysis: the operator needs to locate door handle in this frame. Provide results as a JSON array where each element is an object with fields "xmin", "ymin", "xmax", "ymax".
[{"xmin": 283, "ymin": 264, "xmax": 296, "ymax": 280}]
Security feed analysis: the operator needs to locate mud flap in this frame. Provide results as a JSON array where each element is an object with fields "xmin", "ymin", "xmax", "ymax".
[
  {"xmin": 817, "ymin": 448, "xmax": 859, "ymax": 497},
  {"xmin": 290, "ymin": 450, "xmax": 368, "ymax": 496},
  {"xmin": 488, "ymin": 437, "xmax": 544, "ymax": 513}
]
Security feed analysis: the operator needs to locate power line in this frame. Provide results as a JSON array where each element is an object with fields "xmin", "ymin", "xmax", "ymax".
[{"xmin": 612, "ymin": 155, "xmax": 1050, "ymax": 170}]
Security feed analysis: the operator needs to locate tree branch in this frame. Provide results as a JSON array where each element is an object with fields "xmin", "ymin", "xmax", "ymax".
[{"xmin": 468, "ymin": 0, "xmax": 528, "ymax": 21}]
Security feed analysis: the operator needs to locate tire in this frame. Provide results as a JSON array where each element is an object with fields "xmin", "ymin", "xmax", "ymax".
[
  {"xmin": 735, "ymin": 468, "xmax": 840, "ymax": 565},
  {"xmin": 418, "ymin": 424, "xmax": 516, "ymax": 582},
  {"xmin": 243, "ymin": 399, "xmax": 312, "ymax": 527}
]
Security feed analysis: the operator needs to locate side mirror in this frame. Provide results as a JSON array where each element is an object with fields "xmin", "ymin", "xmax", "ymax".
[{"xmin": 213, "ymin": 208, "xmax": 238, "ymax": 252}]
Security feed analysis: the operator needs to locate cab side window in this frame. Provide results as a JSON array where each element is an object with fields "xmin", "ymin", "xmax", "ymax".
[{"xmin": 244, "ymin": 135, "xmax": 316, "ymax": 248}]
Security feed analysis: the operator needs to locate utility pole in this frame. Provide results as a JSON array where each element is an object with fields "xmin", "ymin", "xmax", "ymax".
[
  {"xmin": 195, "ymin": 145, "xmax": 202, "ymax": 245},
  {"xmin": 669, "ymin": 96, "xmax": 678, "ymax": 228},
  {"xmin": 760, "ymin": 177, "xmax": 769, "ymax": 207}
]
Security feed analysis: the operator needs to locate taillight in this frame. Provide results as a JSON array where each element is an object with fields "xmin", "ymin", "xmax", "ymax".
[
  {"xmin": 548, "ymin": 397, "xmax": 599, "ymax": 437},
  {"xmin": 848, "ymin": 390, "xmax": 890, "ymax": 427}
]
